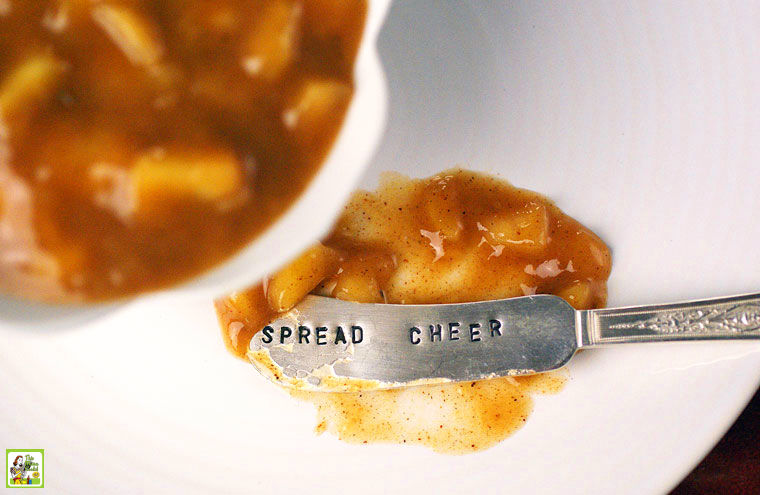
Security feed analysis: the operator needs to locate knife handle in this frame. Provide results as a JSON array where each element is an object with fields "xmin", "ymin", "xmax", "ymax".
[{"xmin": 578, "ymin": 292, "xmax": 760, "ymax": 347}]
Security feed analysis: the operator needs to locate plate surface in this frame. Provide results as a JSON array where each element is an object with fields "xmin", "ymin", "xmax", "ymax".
[{"xmin": 2, "ymin": 2, "xmax": 760, "ymax": 494}]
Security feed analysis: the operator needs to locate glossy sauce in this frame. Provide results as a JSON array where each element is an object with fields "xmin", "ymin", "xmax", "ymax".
[
  {"xmin": 292, "ymin": 373, "xmax": 567, "ymax": 454},
  {"xmin": 216, "ymin": 169, "xmax": 612, "ymax": 452},
  {"xmin": 0, "ymin": 0, "xmax": 366, "ymax": 301}
]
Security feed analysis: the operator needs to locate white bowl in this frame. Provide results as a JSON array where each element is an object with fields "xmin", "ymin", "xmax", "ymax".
[{"xmin": 1, "ymin": 0, "xmax": 391, "ymax": 307}]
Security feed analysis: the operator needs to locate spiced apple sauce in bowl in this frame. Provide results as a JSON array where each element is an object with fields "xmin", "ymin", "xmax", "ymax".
[{"xmin": 0, "ymin": 0, "xmax": 390, "ymax": 303}]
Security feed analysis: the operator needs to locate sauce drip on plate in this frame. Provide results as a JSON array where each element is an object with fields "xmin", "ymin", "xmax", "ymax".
[{"xmin": 216, "ymin": 168, "xmax": 612, "ymax": 452}]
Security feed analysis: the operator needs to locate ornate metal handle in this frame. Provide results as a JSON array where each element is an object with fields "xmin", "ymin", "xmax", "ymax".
[{"xmin": 579, "ymin": 292, "xmax": 760, "ymax": 347}]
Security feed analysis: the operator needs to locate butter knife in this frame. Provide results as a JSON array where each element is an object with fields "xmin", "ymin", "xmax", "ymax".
[{"xmin": 248, "ymin": 292, "xmax": 760, "ymax": 390}]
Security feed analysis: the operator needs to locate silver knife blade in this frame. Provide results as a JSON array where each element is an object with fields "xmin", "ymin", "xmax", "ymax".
[{"xmin": 248, "ymin": 294, "xmax": 578, "ymax": 391}]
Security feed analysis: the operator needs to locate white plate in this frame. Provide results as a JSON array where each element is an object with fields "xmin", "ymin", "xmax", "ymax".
[{"xmin": 2, "ymin": 1, "xmax": 760, "ymax": 494}]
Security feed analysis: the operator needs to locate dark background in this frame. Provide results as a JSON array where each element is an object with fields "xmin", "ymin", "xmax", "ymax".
[{"xmin": 671, "ymin": 387, "xmax": 760, "ymax": 494}]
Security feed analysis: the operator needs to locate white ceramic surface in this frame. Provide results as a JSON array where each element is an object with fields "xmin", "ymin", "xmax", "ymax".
[{"xmin": 3, "ymin": 1, "xmax": 760, "ymax": 494}]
